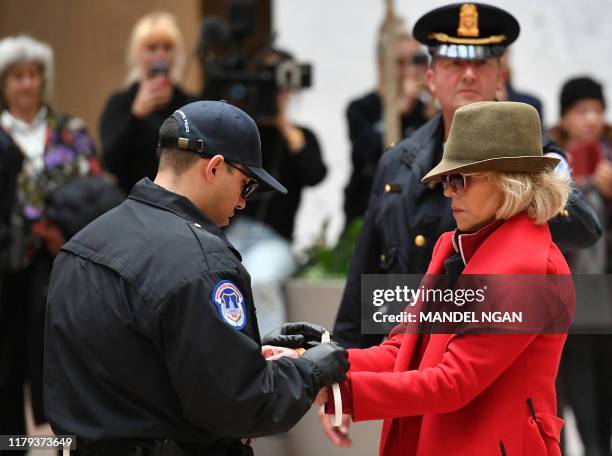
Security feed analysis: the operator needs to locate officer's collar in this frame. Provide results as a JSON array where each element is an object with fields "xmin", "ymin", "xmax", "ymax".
[
  {"xmin": 128, "ymin": 178, "xmax": 236, "ymax": 251},
  {"xmin": 401, "ymin": 114, "xmax": 444, "ymax": 169}
]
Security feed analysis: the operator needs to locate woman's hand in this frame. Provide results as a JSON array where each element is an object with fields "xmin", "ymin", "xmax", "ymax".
[
  {"xmin": 261, "ymin": 345, "xmax": 300, "ymax": 361},
  {"xmin": 318, "ymin": 405, "xmax": 352, "ymax": 448},
  {"xmin": 592, "ymin": 159, "xmax": 612, "ymax": 199},
  {"xmin": 313, "ymin": 387, "xmax": 328, "ymax": 406},
  {"xmin": 131, "ymin": 76, "xmax": 173, "ymax": 118}
]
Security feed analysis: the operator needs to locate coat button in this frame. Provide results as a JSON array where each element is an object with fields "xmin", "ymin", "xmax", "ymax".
[
  {"xmin": 562, "ymin": 209, "xmax": 569, "ymax": 218},
  {"xmin": 384, "ymin": 183, "xmax": 401, "ymax": 193},
  {"xmin": 380, "ymin": 254, "xmax": 386, "ymax": 263},
  {"xmin": 414, "ymin": 235, "xmax": 426, "ymax": 247},
  {"xmin": 194, "ymin": 223, "xmax": 202, "ymax": 229}
]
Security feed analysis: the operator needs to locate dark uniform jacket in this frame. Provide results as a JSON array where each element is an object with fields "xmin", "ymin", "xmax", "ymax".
[
  {"xmin": 334, "ymin": 114, "xmax": 602, "ymax": 349},
  {"xmin": 44, "ymin": 179, "xmax": 320, "ymax": 455}
]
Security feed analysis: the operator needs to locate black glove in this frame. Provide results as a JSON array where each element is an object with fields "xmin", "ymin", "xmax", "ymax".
[
  {"xmin": 301, "ymin": 341, "xmax": 350, "ymax": 388},
  {"xmin": 261, "ymin": 321, "xmax": 328, "ymax": 349}
]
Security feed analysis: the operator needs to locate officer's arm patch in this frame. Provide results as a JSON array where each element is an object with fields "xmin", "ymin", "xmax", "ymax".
[{"xmin": 212, "ymin": 280, "xmax": 247, "ymax": 330}]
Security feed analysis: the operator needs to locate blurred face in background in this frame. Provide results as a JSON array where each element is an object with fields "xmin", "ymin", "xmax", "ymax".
[
  {"xmin": 427, "ymin": 57, "xmax": 503, "ymax": 116},
  {"xmin": 561, "ymin": 99, "xmax": 606, "ymax": 145},
  {"xmin": 394, "ymin": 37, "xmax": 428, "ymax": 91},
  {"xmin": 138, "ymin": 32, "xmax": 176, "ymax": 80},
  {"xmin": 2, "ymin": 61, "xmax": 44, "ymax": 114}
]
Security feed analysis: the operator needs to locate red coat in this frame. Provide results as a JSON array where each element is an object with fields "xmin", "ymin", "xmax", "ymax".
[{"xmin": 340, "ymin": 213, "xmax": 574, "ymax": 455}]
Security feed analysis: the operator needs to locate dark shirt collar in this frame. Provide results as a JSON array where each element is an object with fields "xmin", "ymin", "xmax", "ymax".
[
  {"xmin": 452, "ymin": 219, "xmax": 504, "ymax": 265},
  {"xmin": 128, "ymin": 178, "xmax": 240, "ymax": 258}
]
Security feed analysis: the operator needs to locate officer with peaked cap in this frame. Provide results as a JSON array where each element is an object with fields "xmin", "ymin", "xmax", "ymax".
[
  {"xmin": 331, "ymin": 2, "xmax": 600, "ymax": 350},
  {"xmin": 43, "ymin": 100, "xmax": 349, "ymax": 455}
]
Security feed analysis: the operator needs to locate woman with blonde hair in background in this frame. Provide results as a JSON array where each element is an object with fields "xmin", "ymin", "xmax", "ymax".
[{"xmin": 100, "ymin": 11, "xmax": 195, "ymax": 194}]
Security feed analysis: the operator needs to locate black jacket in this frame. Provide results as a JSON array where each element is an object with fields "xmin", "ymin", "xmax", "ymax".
[
  {"xmin": 334, "ymin": 114, "xmax": 602, "ymax": 348},
  {"xmin": 0, "ymin": 128, "xmax": 24, "ymax": 273},
  {"xmin": 99, "ymin": 83, "xmax": 195, "ymax": 194},
  {"xmin": 44, "ymin": 179, "xmax": 320, "ymax": 453},
  {"xmin": 238, "ymin": 124, "xmax": 326, "ymax": 240}
]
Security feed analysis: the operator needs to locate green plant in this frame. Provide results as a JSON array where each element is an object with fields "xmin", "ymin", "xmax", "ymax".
[{"xmin": 295, "ymin": 218, "xmax": 363, "ymax": 279}]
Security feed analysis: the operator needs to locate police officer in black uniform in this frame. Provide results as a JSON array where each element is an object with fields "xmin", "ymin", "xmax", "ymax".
[
  {"xmin": 44, "ymin": 100, "xmax": 349, "ymax": 456},
  {"xmin": 333, "ymin": 2, "xmax": 602, "ymax": 349}
]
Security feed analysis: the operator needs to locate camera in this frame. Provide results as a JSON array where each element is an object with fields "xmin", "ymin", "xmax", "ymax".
[
  {"xmin": 198, "ymin": 0, "xmax": 313, "ymax": 118},
  {"xmin": 148, "ymin": 61, "xmax": 169, "ymax": 79}
]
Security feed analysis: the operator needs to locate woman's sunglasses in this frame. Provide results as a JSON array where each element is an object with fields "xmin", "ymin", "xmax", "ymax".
[
  {"xmin": 226, "ymin": 162, "xmax": 259, "ymax": 200},
  {"xmin": 440, "ymin": 173, "xmax": 480, "ymax": 195}
]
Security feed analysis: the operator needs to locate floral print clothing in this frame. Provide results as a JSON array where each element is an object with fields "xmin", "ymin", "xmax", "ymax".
[{"xmin": 1, "ymin": 107, "xmax": 101, "ymax": 221}]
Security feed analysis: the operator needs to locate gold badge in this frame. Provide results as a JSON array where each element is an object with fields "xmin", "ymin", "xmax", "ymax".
[{"xmin": 457, "ymin": 4, "xmax": 479, "ymax": 37}]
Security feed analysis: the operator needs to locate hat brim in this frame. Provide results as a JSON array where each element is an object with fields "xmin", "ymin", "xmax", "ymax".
[
  {"xmin": 246, "ymin": 165, "xmax": 288, "ymax": 194},
  {"xmin": 421, "ymin": 156, "xmax": 560, "ymax": 183}
]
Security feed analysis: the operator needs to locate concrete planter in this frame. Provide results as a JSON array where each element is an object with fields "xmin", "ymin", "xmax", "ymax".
[{"xmin": 253, "ymin": 279, "xmax": 381, "ymax": 456}]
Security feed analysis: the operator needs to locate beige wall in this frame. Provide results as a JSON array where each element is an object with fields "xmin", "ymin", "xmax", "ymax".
[{"xmin": 0, "ymin": 0, "xmax": 203, "ymax": 148}]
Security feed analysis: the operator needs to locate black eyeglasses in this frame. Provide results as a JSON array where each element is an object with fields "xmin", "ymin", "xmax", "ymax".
[
  {"xmin": 440, "ymin": 173, "xmax": 479, "ymax": 195},
  {"xmin": 226, "ymin": 162, "xmax": 259, "ymax": 200}
]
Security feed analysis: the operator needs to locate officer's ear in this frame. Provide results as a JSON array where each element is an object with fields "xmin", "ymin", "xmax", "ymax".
[
  {"xmin": 426, "ymin": 67, "xmax": 436, "ymax": 95},
  {"xmin": 203, "ymin": 155, "xmax": 225, "ymax": 183}
]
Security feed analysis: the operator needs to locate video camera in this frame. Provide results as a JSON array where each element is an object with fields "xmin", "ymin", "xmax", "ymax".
[{"xmin": 198, "ymin": 0, "xmax": 313, "ymax": 118}]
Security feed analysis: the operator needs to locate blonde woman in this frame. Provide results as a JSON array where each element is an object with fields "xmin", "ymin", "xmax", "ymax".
[
  {"xmin": 321, "ymin": 102, "xmax": 575, "ymax": 455},
  {"xmin": 100, "ymin": 12, "xmax": 194, "ymax": 194}
]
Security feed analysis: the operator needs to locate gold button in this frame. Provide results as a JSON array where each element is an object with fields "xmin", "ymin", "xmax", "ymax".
[
  {"xmin": 384, "ymin": 184, "xmax": 391, "ymax": 193},
  {"xmin": 414, "ymin": 235, "xmax": 426, "ymax": 247},
  {"xmin": 563, "ymin": 209, "xmax": 569, "ymax": 218},
  {"xmin": 380, "ymin": 254, "xmax": 386, "ymax": 263},
  {"xmin": 194, "ymin": 223, "xmax": 202, "ymax": 229}
]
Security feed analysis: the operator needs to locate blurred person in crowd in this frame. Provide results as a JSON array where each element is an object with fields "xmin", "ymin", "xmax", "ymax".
[
  {"xmin": 343, "ymin": 30, "xmax": 434, "ymax": 228},
  {"xmin": 25, "ymin": 176, "xmax": 123, "ymax": 444},
  {"xmin": 225, "ymin": 47, "xmax": 327, "ymax": 335},
  {"xmin": 100, "ymin": 11, "xmax": 195, "ymax": 194},
  {"xmin": 496, "ymin": 47, "xmax": 544, "ymax": 125},
  {"xmin": 549, "ymin": 76, "xmax": 612, "ymax": 456},
  {"xmin": 0, "ymin": 35, "xmax": 101, "ymax": 449},
  {"xmin": 333, "ymin": 2, "xmax": 601, "ymax": 350}
]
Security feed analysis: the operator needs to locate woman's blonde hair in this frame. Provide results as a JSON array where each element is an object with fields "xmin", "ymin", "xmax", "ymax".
[
  {"xmin": 125, "ymin": 12, "xmax": 185, "ymax": 84},
  {"xmin": 489, "ymin": 170, "xmax": 571, "ymax": 225}
]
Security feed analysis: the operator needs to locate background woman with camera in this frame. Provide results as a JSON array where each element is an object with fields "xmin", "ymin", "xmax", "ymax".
[{"xmin": 99, "ymin": 11, "xmax": 194, "ymax": 194}]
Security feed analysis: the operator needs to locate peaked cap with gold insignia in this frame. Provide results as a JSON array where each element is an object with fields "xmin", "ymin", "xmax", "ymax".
[{"xmin": 413, "ymin": 3, "xmax": 520, "ymax": 60}]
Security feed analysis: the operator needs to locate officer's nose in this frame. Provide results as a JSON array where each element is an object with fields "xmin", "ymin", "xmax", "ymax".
[{"xmin": 461, "ymin": 63, "xmax": 477, "ymax": 82}]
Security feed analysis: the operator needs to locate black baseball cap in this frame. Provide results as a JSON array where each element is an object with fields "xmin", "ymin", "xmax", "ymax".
[
  {"xmin": 413, "ymin": 3, "xmax": 520, "ymax": 60},
  {"xmin": 159, "ymin": 100, "xmax": 287, "ymax": 194}
]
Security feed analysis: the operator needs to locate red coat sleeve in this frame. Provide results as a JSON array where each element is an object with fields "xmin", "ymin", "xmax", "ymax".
[
  {"xmin": 347, "ymin": 333, "xmax": 404, "ymax": 373},
  {"xmin": 348, "ymin": 333, "xmax": 537, "ymax": 421}
]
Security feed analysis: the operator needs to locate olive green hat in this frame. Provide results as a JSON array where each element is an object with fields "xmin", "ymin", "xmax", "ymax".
[{"xmin": 422, "ymin": 101, "xmax": 559, "ymax": 183}]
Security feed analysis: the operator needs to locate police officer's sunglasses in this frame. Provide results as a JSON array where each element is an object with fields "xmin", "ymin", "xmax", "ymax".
[
  {"xmin": 440, "ymin": 173, "xmax": 480, "ymax": 195},
  {"xmin": 226, "ymin": 161, "xmax": 259, "ymax": 200}
]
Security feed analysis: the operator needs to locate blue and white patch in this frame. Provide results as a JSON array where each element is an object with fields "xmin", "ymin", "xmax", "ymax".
[{"xmin": 212, "ymin": 280, "xmax": 247, "ymax": 330}]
